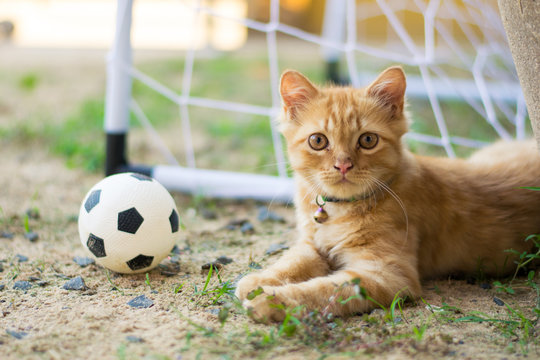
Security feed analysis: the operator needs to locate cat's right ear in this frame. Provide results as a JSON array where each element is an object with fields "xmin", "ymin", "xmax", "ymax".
[{"xmin": 280, "ymin": 70, "xmax": 318, "ymax": 121}]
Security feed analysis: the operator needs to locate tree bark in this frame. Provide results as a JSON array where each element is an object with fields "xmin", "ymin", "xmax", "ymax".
[{"xmin": 498, "ymin": 0, "xmax": 540, "ymax": 149}]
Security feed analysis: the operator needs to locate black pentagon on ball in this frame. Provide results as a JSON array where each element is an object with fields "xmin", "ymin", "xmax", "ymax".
[
  {"xmin": 84, "ymin": 189, "xmax": 101, "ymax": 213},
  {"xmin": 87, "ymin": 233, "xmax": 106, "ymax": 257},
  {"xmin": 118, "ymin": 207, "xmax": 144, "ymax": 234},
  {"xmin": 126, "ymin": 254, "xmax": 154, "ymax": 271},
  {"xmin": 169, "ymin": 209, "xmax": 179, "ymax": 233},
  {"xmin": 130, "ymin": 173, "xmax": 153, "ymax": 182}
]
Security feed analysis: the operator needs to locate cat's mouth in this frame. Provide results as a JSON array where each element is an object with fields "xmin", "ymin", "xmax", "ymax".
[{"xmin": 322, "ymin": 174, "xmax": 363, "ymax": 194}]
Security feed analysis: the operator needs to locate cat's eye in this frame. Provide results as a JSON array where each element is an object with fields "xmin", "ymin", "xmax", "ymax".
[
  {"xmin": 308, "ymin": 133, "xmax": 329, "ymax": 151},
  {"xmin": 358, "ymin": 133, "xmax": 379, "ymax": 149}
]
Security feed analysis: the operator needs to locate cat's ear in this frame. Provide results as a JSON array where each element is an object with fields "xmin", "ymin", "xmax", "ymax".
[
  {"xmin": 280, "ymin": 70, "xmax": 318, "ymax": 120},
  {"xmin": 366, "ymin": 66, "xmax": 406, "ymax": 114}
]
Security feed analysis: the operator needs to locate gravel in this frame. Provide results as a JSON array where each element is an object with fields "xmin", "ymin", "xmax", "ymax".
[
  {"xmin": 127, "ymin": 295, "xmax": 154, "ymax": 309},
  {"xmin": 73, "ymin": 256, "xmax": 95, "ymax": 267},
  {"xmin": 62, "ymin": 276, "xmax": 88, "ymax": 291},
  {"xmin": 12, "ymin": 281, "xmax": 32, "ymax": 291}
]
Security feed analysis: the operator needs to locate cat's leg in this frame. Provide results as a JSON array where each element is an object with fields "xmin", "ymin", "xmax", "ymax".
[
  {"xmin": 235, "ymin": 241, "xmax": 330, "ymax": 300},
  {"xmin": 242, "ymin": 251, "xmax": 421, "ymax": 323}
]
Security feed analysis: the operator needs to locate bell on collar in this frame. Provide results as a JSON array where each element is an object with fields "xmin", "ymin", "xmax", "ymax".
[{"xmin": 313, "ymin": 207, "xmax": 328, "ymax": 223}]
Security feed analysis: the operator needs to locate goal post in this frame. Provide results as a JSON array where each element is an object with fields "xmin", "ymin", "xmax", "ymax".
[
  {"xmin": 104, "ymin": 0, "xmax": 294, "ymax": 202},
  {"xmin": 104, "ymin": 0, "xmax": 526, "ymax": 202}
]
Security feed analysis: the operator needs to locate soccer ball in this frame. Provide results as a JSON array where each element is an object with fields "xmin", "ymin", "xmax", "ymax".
[{"xmin": 78, "ymin": 172, "xmax": 180, "ymax": 274}]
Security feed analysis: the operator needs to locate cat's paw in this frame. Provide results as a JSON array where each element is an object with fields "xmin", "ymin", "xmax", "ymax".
[
  {"xmin": 235, "ymin": 273, "xmax": 283, "ymax": 300},
  {"xmin": 242, "ymin": 286, "xmax": 288, "ymax": 323}
]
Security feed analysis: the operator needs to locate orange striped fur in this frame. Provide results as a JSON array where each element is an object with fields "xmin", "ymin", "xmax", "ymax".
[{"xmin": 235, "ymin": 67, "xmax": 540, "ymax": 323}]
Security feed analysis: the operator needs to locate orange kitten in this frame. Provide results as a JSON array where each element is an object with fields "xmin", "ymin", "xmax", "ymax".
[{"xmin": 235, "ymin": 67, "xmax": 540, "ymax": 322}]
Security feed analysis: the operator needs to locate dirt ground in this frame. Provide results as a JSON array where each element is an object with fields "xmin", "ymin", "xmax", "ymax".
[{"xmin": 1, "ymin": 47, "xmax": 539, "ymax": 360}]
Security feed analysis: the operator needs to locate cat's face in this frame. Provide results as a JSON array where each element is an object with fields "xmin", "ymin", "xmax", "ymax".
[{"xmin": 279, "ymin": 68, "xmax": 408, "ymax": 199}]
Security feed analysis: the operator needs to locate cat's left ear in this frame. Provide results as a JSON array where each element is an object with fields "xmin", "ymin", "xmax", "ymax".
[
  {"xmin": 280, "ymin": 70, "xmax": 319, "ymax": 121},
  {"xmin": 366, "ymin": 66, "xmax": 406, "ymax": 115}
]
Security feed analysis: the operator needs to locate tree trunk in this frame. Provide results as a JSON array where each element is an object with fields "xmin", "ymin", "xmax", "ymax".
[{"xmin": 498, "ymin": 0, "xmax": 540, "ymax": 149}]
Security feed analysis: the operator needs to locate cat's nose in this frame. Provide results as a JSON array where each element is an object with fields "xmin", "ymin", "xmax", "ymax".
[{"xmin": 334, "ymin": 160, "xmax": 353, "ymax": 174}]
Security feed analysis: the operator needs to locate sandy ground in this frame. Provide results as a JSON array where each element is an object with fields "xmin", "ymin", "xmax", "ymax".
[{"xmin": 1, "ymin": 47, "xmax": 539, "ymax": 359}]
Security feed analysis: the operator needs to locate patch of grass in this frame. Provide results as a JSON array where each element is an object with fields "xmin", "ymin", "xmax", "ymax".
[
  {"xmin": 18, "ymin": 72, "xmax": 40, "ymax": 91},
  {"xmin": 105, "ymin": 269, "xmax": 125, "ymax": 295},
  {"xmin": 173, "ymin": 283, "xmax": 184, "ymax": 294},
  {"xmin": 0, "ymin": 122, "xmax": 41, "ymax": 144},
  {"xmin": 192, "ymin": 266, "xmax": 236, "ymax": 306},
  {"xmin": 422, "ymin": 237, "xmax": 540, "ymax": 355},
  {"xmin": 145, "ymin": 273, "xmax": 153, "ymax": 291},
  {"xmin": 494, "ymin": 233, "xmax": 540, "ymax": 295},
  {"xmin": 46, "ymin": 98, "xmax": 105, "ymax": 172}
]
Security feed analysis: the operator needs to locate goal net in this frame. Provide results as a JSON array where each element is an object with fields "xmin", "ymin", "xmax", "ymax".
[{"xmin": 105, "ymin": 0, "xmax": 526, "ymax": 202}]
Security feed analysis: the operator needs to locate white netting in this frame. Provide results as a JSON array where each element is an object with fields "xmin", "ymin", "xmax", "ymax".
[{"xmin": 109, "ymin": 0, "xmax": 526, "ymax": 198}]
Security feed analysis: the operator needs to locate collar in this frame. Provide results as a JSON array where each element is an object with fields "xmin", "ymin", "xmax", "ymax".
[
  {"xmin": 321, "ymin": 193, "xmax": 370, "ymax": 203},
  {"xmin": 318, "ymin": 176, "xmax": 396, "ymax": 204}
]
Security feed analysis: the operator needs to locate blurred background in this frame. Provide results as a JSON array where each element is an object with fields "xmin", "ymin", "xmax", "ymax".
[
  {"xmin": 0, "ymin": 0, "xmax": 488, "ymax": 50},
  {"xmin": 0, "ymin": 0, "xmax": 527, "ymax": 181}
]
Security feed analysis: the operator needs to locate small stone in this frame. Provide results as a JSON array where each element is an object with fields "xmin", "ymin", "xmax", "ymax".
[
  {"xmin": 15, "ymin": 254, "xmax": 29, "ymax": 262},
  {"xmin": 24, "ymin": 232, "xmax": 39, "ymax": 242},
  {"xmin": 248, "ymin": 262, "xmax": 262, "ymax": 270},
  {"xmin": 201, "ymin": 262, "xmax": 223, "ymax": 271},
  {"xmin": 224, "ymin": 218, "xmax": 249, "ymax": 231},
  {"xmin": 28, "ymin": 276, "xmax": 41, "ymax": 282},
  {"xmin": 170, "ymin": 245, "xmax": 181, "ymax": 254},
  {"xmin": 370, "ymin": 308, "xmax": 385, "ymax": 317},
  {"xmin": 159, "ymin": 262, "xmax": 181, "ymax": 277},
  {"xmin": 202, "ymin": 256, "xmax": 233, "ymax": 272},
  {"xmin": 6, "ymin": 329, "xmax": 28, "ymax": 339},
  {"xmin": 206, "ymin": 308, "xmax": 220, "ymax": 316},
  {"xmin": 126, "ymin": 335, "xmax": 144, "ymax": 343},
  {"xmin": 227, "ymin": 219, "xmax": 249, "ymax": 227},
  {"xmin": 0, "ymin": 231, "xmax": 14, "ymax": 239},
  {"xmin": 257, "ymin": 207, "xmax": 285, "ymax": 223},
  {"xmin": 493, "ymin": 297, "xmax": 505, "ymax": 306},
  {"xmin": 25, "ymin": 208, "xmax": 40, "ymax": 220},
  {"xmin": 265, "ymin": 243, "xmax": 289, "ymax": 256},
  {"xmin": 62, "ymin": 276, "xmax": 88, "ymax": 291},
  {"xmin": 479, "ymin": 283, "xmax": 492, "ymax": 290},
  {"xmin": 73, "ymin": 256, "xmax": 95, "ymax": 267},
  {"xmin": 240, "ymin": 222, "xmax": 255, "ymax": 235},
  {"xmin": 127, "ymin": 295, "xmax": 154, "ymax": 309},
  {"xmin": 201, "ymin": 208, "xmax": 217, "ymax": 220},
  {"xmin": 37, "ymin": 281, "xmax": 48, "ymax": 287},
  {"xmin": 0, "ymin": 284, "xmax": 5, "ymax": 291},
  {"xmin": 13, "ymin": 281, "xmax": 32, "ymax": 291},
  {"xmin": 215, "ymin": 256, "xmax": 233, "ymax": 265}
]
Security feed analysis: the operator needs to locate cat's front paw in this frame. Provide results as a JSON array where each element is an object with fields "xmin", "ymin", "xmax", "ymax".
[
  {"xmin": 235, "ymin": 273, "xmax": 283, "ymax": 300},
  {"xmin": 242, "ymin": 286, "xmax": 288, "ymax": 323}
]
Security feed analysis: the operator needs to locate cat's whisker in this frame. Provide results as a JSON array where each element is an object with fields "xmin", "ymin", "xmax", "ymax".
[
  {"xmin": 368, "ymin": 175, "xmax": 409, "ymax": 242},
  {"xmin": 364, "ymin": 178, "xmax": 378, "ymax": 209},
  {"xmin": 299, "ymin": 175, "xmax": 323, "ymax": 203}
]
